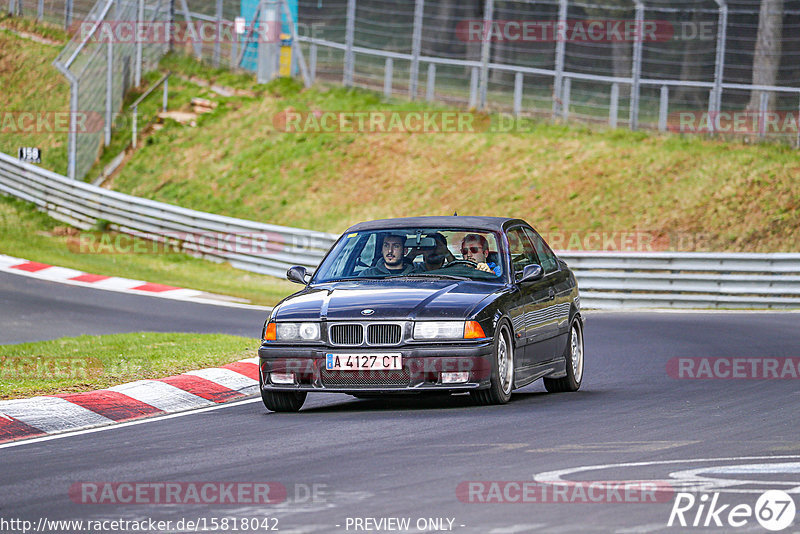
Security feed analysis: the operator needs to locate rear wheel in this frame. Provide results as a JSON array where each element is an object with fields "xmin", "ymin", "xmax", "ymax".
[
  {"xmin": 471, "ymin": 323, "xmax": 514, "ymax": 405},
  {"xmin": 260, "ymin": 372, "xmax": 306, "ymax": 412},
  {"xmin": 543, "ymin": 319, "xmax": 583, "ymax": 393}
]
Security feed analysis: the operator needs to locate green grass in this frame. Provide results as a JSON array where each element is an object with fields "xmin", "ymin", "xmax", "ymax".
[
  {"xmin": 0, "ymin": 332, "xmax": 257, "ymax": 399},
  {"xmin": 103, "ymin": 54, "xmax": 800, "ymax": 252},
  {"xmin": 0, "ymin": 195, "xmax": 299, "ymax": 306},
  {"xmin": 0, "ymin": 16, "xmax": 70, "ymax": 176}
]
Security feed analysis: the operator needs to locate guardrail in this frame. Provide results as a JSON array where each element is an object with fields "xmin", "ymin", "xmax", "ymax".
[{"xmin": 1, "ymin": 152, "xmax": 799, "ymax": 309}]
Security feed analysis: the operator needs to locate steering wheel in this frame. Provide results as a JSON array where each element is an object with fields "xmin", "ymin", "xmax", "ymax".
[{"xmin": 443, "ymin": 259, "xmax": 478, "ymax": 268}]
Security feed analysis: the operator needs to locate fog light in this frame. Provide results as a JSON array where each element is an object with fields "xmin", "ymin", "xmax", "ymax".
[
  {"xmin": 270, "ymin": 372, "xmax": 295, "ymax": 384},
  {"xmin": 441, "ymin": 372, "xmax": 470, "ymax": 384}
]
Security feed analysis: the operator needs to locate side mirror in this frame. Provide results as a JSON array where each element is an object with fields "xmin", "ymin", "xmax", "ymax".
[
  {"xmin": 286, "ymin": 266, "xmax": 309, "ymax": 285},
  {"xmin": 519, "ymin": 264, "xmax": 544, "ymax": 283}
]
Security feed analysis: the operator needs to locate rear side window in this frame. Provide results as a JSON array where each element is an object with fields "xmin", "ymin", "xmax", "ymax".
[{"xmin": 524, "ymin": 227, "xmax": 559, "ymax": 274}]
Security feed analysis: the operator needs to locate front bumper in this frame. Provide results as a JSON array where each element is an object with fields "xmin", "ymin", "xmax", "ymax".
[{"xmin": 258, "ymin": 341, "xmax": 494, "ymax": 393}]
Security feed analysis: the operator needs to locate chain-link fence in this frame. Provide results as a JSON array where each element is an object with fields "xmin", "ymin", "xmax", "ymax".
[{"xmin": 7, "ymin": 0, "xmax": 800, "ymax": 179}]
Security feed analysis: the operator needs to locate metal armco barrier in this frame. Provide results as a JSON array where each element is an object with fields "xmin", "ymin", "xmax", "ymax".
[{"xmin": 2, "ymin": 152, "xmax": 799, "ymax": 309}]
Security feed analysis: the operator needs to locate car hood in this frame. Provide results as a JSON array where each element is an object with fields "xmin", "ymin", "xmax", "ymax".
[{"xmin": 273, "ymin": 279, "xmax": 502, "ymax": 321}]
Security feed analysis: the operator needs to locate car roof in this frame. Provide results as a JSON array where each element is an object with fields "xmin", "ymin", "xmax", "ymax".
[{"xmin": 344, "ymin": 216, "xmax": 525, "ymax": 233}]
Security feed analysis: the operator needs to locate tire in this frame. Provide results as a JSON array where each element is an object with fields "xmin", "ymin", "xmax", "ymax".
[
  {"xmin": 543, "ymin": 318, "xmax": 584, "ymax": 393},
  {"xmin": 260, "ymin": 372, "xmax": 306, "ymax": 412},
  {"xmin": 471, "ymin": 323, "xmax": 514, "ymax": 405}
]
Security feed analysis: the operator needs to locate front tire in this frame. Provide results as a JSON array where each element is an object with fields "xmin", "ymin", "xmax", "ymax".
[
  {"xmin": 260, "ymin": 371, "xmax": 306, "ymax": 412},
  {"xmin": 544, "ymin": 318, "xmax": 583, "ymax": 393},
  {"xmin": 471, "ymin": 323, "xmax": 514, "ymax": 405}
]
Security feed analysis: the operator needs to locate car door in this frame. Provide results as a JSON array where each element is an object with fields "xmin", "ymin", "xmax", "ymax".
[
  {"xmin": 523, "ymin": 226, "xmax": 571, "ymax": 360},
  {"xmin": 505, "ymin": 226, "xmax": 553, "ymax": 369}
]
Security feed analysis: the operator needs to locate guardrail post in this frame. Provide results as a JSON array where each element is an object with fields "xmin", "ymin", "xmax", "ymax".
[
  {"xmin": 426, "ymin": 63, "xmax": 435, "ymax": 102},
  {"xmin": 609, "ymin": 82, "xmax": 619, "ymax": 128},
  {"xmin": 343, "ymin": 0, "xmax": 355, "ymax": 86},
  {"xmin": 478, "ymin": 0, "xmax": 494, "ymax": 110},
  {"xmin": 552, "ymin": 0, "xmax": 567, "ymax": 119},
  {"xmin": 513, "ymin": 72, "xmax": 523, "ymax": 117},
  {"xmin": 658, "ymin": 85, "xmax": 668, "ymax": 132},
  {"xmin": 409, "ymin": 0, "xmax": 424, "ymax": 99},
  {"xmin": 629, "ymin": 0, "xmax": 644, "ymax": 131},
  {"xmin": 383, "ymin": 57, "xmax": 393, "ymax": 98}
]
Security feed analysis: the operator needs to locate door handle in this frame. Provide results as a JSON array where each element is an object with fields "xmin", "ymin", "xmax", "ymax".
[{"xmin": 548, "ymin": 288, "xmax": 555, "ymax": 300}]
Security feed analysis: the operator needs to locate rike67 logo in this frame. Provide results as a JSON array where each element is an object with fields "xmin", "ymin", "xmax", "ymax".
[{"xmin": 668, "ymin": 490, "xmax": 796, "ymax": 531}]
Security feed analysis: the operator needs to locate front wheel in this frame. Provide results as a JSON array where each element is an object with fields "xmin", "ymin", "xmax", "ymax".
[
  {"xmin": 260, "ymin": 372, "xmax": 306, "ymax": 412},
  {"xmin": 543, "ymin": 319, "xmax": 583, "ymax": 393},
  {"xmin": 471, "ymin": 323, "xmax": 514, "ymax": 405}
]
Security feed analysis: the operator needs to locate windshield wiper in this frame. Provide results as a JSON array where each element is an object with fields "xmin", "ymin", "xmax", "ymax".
[{"xmin": 402, "ymin": 274, "xmax": 471, "ymax": 281}]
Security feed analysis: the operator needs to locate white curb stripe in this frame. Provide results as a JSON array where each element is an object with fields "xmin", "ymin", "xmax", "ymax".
[
  {"xmin": 185, "ymin": 368, "xmax": 259, "ymax": 394},
  {"xmin": 0, "ymin": 397, "xmax": 113, "ymax": 433},
  {"xmin": 240, "ymin": 357, "xmax": 259, "ymax": 365},
  {"xmin": 108, "ymin": 380, "xmax": 212, "ymax": 412}
]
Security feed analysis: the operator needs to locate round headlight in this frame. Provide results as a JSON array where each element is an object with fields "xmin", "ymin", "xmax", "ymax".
[
  {"xmin": 416, "ymin": 322, "xmax": 439, "ymax": 339},
  {"xmin": 299, "ymin": 322, "xmax": 320, "ymax": 340},
  {"xmin": 277, "ymin": 323, "xmax": 299, "ymax": 339}
]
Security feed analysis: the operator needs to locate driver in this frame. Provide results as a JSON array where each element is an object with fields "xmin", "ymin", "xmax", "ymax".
[
  {"xmin": 461, "ymin": 234, "xmax": 502, "ymax": 276},
  {"xmin": 360, "ymin": 234, "xmax": 419, "ymax": 276}
]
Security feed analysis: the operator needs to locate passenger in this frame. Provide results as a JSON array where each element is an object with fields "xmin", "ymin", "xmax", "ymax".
[
  {"xmin": 461, "ymin": 234, "xmax": 502, "ymax": 276},
  {"xmin": 360, "ymin": 234, "xmax": 418, "ymax": 276},
  {"xmin": 407, "ymin": 232, "xmax": 456, "ymax": 271}
]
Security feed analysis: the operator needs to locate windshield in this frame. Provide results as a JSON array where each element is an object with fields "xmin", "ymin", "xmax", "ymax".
[{"xmin": 312, "ymin": 228, "xmax": 505, "ymax": 283}]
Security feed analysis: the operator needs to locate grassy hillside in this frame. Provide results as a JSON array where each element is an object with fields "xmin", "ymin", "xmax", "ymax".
[
  {"xmin": 0, "ymin": 16, "xmax": 70, "ymax": 175},
  {"xmin": 104, "ymin": 57, "xmax": 800, "ymax": 252}
]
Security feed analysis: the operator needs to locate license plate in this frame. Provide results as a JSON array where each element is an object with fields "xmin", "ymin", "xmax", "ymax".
[{"xmin": 325, "ymin": 353, "xmax": 402, "ymax": 371}]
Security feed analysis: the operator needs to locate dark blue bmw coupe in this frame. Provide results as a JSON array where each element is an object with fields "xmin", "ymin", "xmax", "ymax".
[{"xmin": 258, "ymin": 216, "xmax": 583, "ymax": 411}]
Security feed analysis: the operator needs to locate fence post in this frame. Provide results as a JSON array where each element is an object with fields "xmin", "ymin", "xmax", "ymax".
[
  {"xmin": 163, "ymin": 76, "xmax": 168, "ymax": 112},
  {"xmin": 38, "ymin": 0, "xmax": 43, "ymax": 20},
  {"xmin": 132, "ymin": 105, "xmax": 138, "ymax": 149},
  {"xmin": 409, "ymin": 0, "xmax": 424, "ymax": 99},
  {"xmin": 712, "ymin": 0, "xmax": 727, "ymax": 130},
  {"xmin": 383, "ymin": 57, "xmax": 393, "ymax": 98},
  {"xmin": 426, "ymin": 63, "xmax": 436, "ymax": 102},
  {"xmin": 513, "ymin": 72, "xmax": 523, "ymax": 117},
  {"xmin": 561, "ymin": 77, "xmax": 571, "ymax": 121},
  {"xmin": 552, "ymin": 0, "xmax": 567, "ymax": 119},
  {"xmin": 609, "ymin": 83, "xmax": 619, "ymax": 128},
  {"xmin": 658, "ymin": 85, "xmax": 668, "ymax": 132},
  {"xmin": 214, "ymin": 0, "xmax": 223, "ymax": 67},
  {"xmin": 629, "ymin": 0, "xmax": 644, "ymax": 130},
  {"xmin": 258, "ymin": 1, "xmax": 280, "ymax": 83},
  {"xmin": 343, "ymin": 0, "xmax": 356, "ymax": 86},
  {"xmin": 469, "ymin": 66, "xmax": 478, "ymax": 108},
  {"xmin": 105, "ymin": 38, "xmax": 113, "ymax": 146},
  {"xmin": 758, "ymin": 92, "xmax": 768, "ymax": 138},
  {"xmin": 478, "ymin": 0, "xmax": 494, "ymax": 109},
  {"xmin": 64, "ymin": 0, "xmax": 72, "ymax": 30},
  {"xmin": 797, "ymin": 94, "xmax": 800, "ymax": 149},
  {"xmin": 310, "ymin": 43, "xmax": 317, "ymax": 84},
  {"xmin": 135, "ymin": 0, "xmax": 144, "ymax": 87}
]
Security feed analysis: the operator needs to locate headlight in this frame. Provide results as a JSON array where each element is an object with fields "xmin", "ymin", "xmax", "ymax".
[
  {"xmin": 413, "ymin": 321, "xmax": 465, "ymax": 340},
  {"xmin": 273, "ymin": 322, "xmax": 320, "ymax": 341}
]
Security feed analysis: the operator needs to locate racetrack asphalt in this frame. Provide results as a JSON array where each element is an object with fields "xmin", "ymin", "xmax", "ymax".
[{"xmin": 1, "ymin": 271, "xmax": 799, "ymax": 533}]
